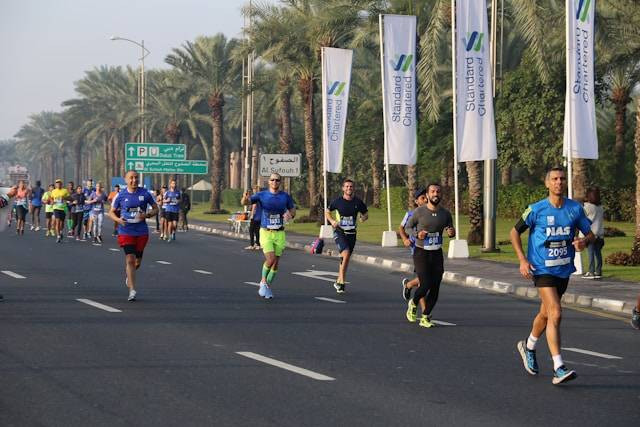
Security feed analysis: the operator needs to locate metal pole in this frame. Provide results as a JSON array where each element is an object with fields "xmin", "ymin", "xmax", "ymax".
[
  {"xmin": 140, "ymin": 40, "xmax": 145, "ymax": 186},
  {"xmin": 483, "ymin": 0, "xmax": 498, "ymax": 252},
  {"xmin": 451, "ymin": 1, "xmax": 460, "ymax": 238},
  {"xmin": 321, "ymin": 47, "xmax": 328, "ymax": 226},
  {"xmin": 379, "ymin": 15, "xmax": 392, "ymax": 233},
  {"xmin": 565, "ymin": 0, "xmax": 573, "ymax": 199}
]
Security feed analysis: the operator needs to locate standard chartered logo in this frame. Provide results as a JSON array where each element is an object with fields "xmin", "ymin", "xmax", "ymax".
[
  {"xmin": 464, "ymin": 31, "xmax": 484, "ymax": 52},
  {"xmin": 390, "ymin": 54, "xmax": 413, "ymax": 72},
  {"xmin": 576, "ymin": 0, "xmax": 591, "ymax": 22},
  {"xmin": 327, "ymin": 81, "xmax": 346, "ymax": 96}
]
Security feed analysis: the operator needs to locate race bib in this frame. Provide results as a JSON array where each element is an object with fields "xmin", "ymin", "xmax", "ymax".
[
  {"xmin": 266, "ymin": 213, "xmax": 283, "ymax": 229},
  {"xmin": 124, "ymin": 207, "xmax": 143, "ymax": 223},
  {"xmin": 424, "ymin": 232, "xmax": 443, "ymax": 250},
  {"xmin": 16, "ymin": 197, "xmax": 27, "ymax": 206},
  {"xmin": 170, "ymin": 198, "xmax": 178, "ymax": 205},
  {"xmin": 544, "ymin": 240, "xmax": 571, "ymax": 267},
  {"xmin": 338, "ymin": 216, "xmax": 356, "ymax": 231}
]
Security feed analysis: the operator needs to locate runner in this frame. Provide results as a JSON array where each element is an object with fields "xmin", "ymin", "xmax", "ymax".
[
  {"xmin": 179, "ymin": 187, "xmax": 191, "ymax": 232},
  {"xmin": 398, "ymin": 188, "xmax": 428, "ymax": 300},
  {"xmin": 13, "ymin": 180, "xmax": 31, "ymax": 235},
  {"xmin": 42, "ymin": 184, "xmax": 55, "ymax": 236},
  {"xmin": 632, "ymin": 294, "xmax": 640, "ymax": 330},
  {"xmin": 83, "ymin": 179, "xmax": 94, "ymax": 239},
  {"xmin": 403, "ymin": 183, "xmax": 455, "ymax": 328},
  {"xmin": 108, "ymin": 184, "xmax": 121, "ymax": 236},
  {"xmin": 108, "ymin": 170, "xmax": 158, "ymax": 301},
  {"xmin": 157, "ymin": 185, "xmax": 167, "ymax": 240},
  {"xmin": 324, "ymin": 179, "xmax": 368, "ymax": 293},
  {"xmin": 29, "ymin": 180, "xmax": 44, "ymax": 231},
  {"xmin": 511, "ymin": 167, "xmax": 594, "ymax": 385},
  {"xmin": 0, "ymin": 185, "xmax": 17, "ymax": 301},
  {"xmin": 65, "ymin": 181, "xmax": 74, "ymax": 237},
  {"xmin": 87, "ymin": 182, "xmax": 108, "ymax": 243},
  {"xmin": 70, "ymin": 185, "xmax": 86, "ymax": 240},
  {"xmin": 245, "ymin": 185, "xmax": 262, "ymax": 250},
  {"xmin": 51, "ymin": 179, "xmax": 71, "ymax": 243},
  {"xmin": 163, "ymin": 179, "xmax": 180, "ymax": 242},
  {"xmin": 241, "ymin": 173, "xmax": 296, "ymax": 299}
]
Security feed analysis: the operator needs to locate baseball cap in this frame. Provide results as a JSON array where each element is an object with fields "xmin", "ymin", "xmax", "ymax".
[
  {"xmin": 55, "ymin": 178, "xmax": 62, "ymax": 183},
  {"xmin": 414, "ymin": 187, "xmax": 426, "ymax": 199}
]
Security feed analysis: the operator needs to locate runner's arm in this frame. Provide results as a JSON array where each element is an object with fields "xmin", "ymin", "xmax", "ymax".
[{"xmin": 510, "ymin": 218, "xmax": 534, "ymax": 279}]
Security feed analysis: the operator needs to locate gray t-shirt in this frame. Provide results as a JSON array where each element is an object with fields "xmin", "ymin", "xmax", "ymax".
[
  {"xmin": 583, "ymin": 202, "xmax": 604, "ymax": 237},
  {"xmin": 404, "ymin": 205, "xmax": 453, "ymax": 250}
]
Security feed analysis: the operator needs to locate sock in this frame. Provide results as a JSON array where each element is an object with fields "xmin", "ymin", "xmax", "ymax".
[
  {"xmin": 266, "ymin": 268, "xmax": 278, "ymax": 285},
  {"xmin": 261, "ymin": 263, "xmax": 270, "ymax": 283},
  {"xmin": 526, "ymin": 334, "xmax": 539, "ymax": 351},
  {"xmin": 552, "ymin": 354, "xmax": 564, "ymax": 370}
]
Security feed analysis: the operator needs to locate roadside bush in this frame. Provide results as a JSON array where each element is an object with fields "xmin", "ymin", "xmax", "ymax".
[
  {"xmin": 606, "ymin": 251, "xmax": 640, "ymax": 266},
  {"xmin": 497, "ymin": 184, "xmax": 547, "ymax": 218},
  {"xmin": 604, "ymin": 227, "xmax": 626, "ymax": 237},
  {"xmin": 600, "ymin": 187, "xmax": 634, "ymax": 222},
  {"xmin": 380, "ymin": 186, "xmax": 409, "ymax": 212},
  {"xmin": 222, "ymin": 188, "xmax": 243, "ymax": 207}
]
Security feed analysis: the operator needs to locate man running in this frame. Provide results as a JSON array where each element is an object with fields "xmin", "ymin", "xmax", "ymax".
[
  {"xmin": 403, "ymin": 183, "xmax": 455, "ymax": 328},
  {"xmin": 70, "ymin": 185, "xmax": 86, "ymax": 240},
  {"xmin": 29, "ymin": 180, "xmax": 44, "ymax": 231},
  {"xmin": 83, "ymin": 179, "xmax": 94, "ymax": 239},
  {"xmin": 13, "ymin": 180, "xmax": 31, "ymax": 235},
  {"xmin": 87, "ymin": 182, "xmax": 108, "ymax": 243},
  {"xmin": 241, "ymin": 173, "xmax": 296, "ymax": 299},
  {"xmin": 65, "ymin": 181, "xmax": 75, "ymax": 236},
  {"xmin": 163, "ymin": 179, "xmax": 181, "ymax": 242},
  {"xmin": 42, "ymin": 184, "xmax": 55, "ymax": 236},
  {"xmin": 108, "ymin": 184, "xmax": 121, "ymax": 236},
  {"xmin": 51, "ymin": 179, "xmax": 71, "ymax": 243},
  {"xmin": 108, "ymin": 170, "xmax": 158, "ymax": 301},
  {"xmin": 324, "ymin": 179, "xmax": 368, "ymax": 293},
  {"xmin": 157, "ymin": 185, "xmax": 167, "ymax": 240},
  {"xmin": 511, "ymin": 167, "xmax": 593, "ymax": 385},
  {"xmin": 399, "ymin": 188, "xmax": 428, "ymax": 301}
]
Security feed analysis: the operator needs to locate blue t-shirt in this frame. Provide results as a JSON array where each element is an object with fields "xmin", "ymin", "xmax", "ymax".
[
  {"xmin": 249, "ymin": 190, "xmax": 295, "ymax": 230},
  {"xmin": 163, "ymin": 190, "xmax": 181, "ymax": 213},
  {"xmin": 400, "ymin": 210, "xmax": 416, "ymax": 254},
  {"xmin": 30, "ymin": 187, "xmax": 44, "ymax": 207},
  {"xmin": 112, "ymin": 187, "xmax": 156, "ymax": 236},
  {"xmin": 521, "ymin": 198, "xmax": 592, "ymax": 278},
  {"xmin": 89, "ymin": 191, "xmax": 108, "ymax": 214},
  {"xmin": 83, "ymin": 187, "xmax": 94, "ymax": 211}
]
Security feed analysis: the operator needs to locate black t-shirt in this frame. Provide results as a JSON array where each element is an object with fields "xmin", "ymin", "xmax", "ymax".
[
  {"xmin": 71, "ymin": 193, "xmax": 86, "ymax": 213},
  {"xmin": 328, "ymin": 196, "xmax": 368, "ymax": 232}
]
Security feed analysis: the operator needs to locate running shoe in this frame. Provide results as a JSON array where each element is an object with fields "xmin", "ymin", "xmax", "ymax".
[
  {"xmin": 56, "ymin": 235, "xmax": 62, "ymax": 243},
  {"xmin": 244, "ymin": 245, "xmax": 254, "ymax": 250},
  {"xmin": 631, "ymin": 308, "xmax": 640, "ymax": 330},
  {"xmin": 258, "ymin": 282, "xmax": 268, "ymax": 298},
  {"xmin": 171, "ymin": 232, "xmax": 176, "ymax": 241},
  {"xmin": 128, "ymin": 289, "xmax": 137, "ymax": 302},
  {"xmin": 582, "ymin": 272, "xmax": 595, "ymax": 279},
  {"xmin": 263, "ymin": 285, "xmax": 273, "ymax": 299},
  {"xmin": 333, "ymin": 282, "xmax": 345, "ymax": 293},
  {"xmin": 97, "ymin": 236, "xmax": 103, "ymax": 244},
  {"xmin": 406, "ymin": 299, "xmax": 417, "ymax": 322},
  {"xmin": 401, "ymin": 278, "xmax": 411, "ymax": 301},
  {"xmin": 418, "ymin": 315, "xmax": 435, "ymax": 328},
  {"xmin": 517, "ymin": 340, "xmax": 539, "ymax": 375},
  {"xmin": 35, "ymin": 226, "xmax": 40, "ymax": 231},
  {"xmin": 30, "ymin": 225, "xmax": 34, "ymax": 231},
  {"xmin": 594, "ymin": 274, "xmax": 602, "ymax": 279},
  {"xmin": 552, "ymin": 366, "xmax": 577, "ymax": 385},
  {"xmin": 254, "ymin": 245, "xmax": 261, "ymax": 250}
]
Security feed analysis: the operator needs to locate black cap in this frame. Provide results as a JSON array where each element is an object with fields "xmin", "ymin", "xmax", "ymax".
[{"xmin": 414, "ymin": 187, "xmax": 426, "ymax": 200}]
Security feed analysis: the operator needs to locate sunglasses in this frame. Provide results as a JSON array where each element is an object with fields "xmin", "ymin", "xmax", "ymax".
[{"xmin": 270, "ymin": 178, "xmax": 281, "ymax": 182}]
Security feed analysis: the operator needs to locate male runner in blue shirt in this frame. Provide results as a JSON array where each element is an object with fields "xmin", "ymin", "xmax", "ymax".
[
  {"xmin": 510, "ymin": 167, "xmax": 594, "ymax": 385},
  {"xmin": 163, "ymin": 179, "xmax": 181, "ymax": 242}
]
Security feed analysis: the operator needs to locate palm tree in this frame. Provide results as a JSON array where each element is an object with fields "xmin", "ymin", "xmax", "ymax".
[
  {"xmin": 632, "ymin": 97, "xmax": 640, "ymax": 262},
  {"xmin": 166, "ymin": 34, "xmax": 240, "ymax": 212}
]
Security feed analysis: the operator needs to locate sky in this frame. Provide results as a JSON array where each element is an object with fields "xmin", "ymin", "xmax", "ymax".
[{"xmin": 0, "ymin": 0, "xmax": 252, "ymax": 141}]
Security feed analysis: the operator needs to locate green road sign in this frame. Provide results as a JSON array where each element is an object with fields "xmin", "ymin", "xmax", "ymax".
[
  {"xmin": 125, "ymin": 143, "xmax": 186, "ymax": 160},
  {"xmin": 125, "ymin": 159, "xmax": 208, "ymax": 175}
]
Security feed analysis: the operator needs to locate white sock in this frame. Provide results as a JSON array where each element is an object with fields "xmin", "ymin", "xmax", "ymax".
[
  {"xmin": 526, "ymin": 334, "xmax": 538, "ymax": 351},
  {"xmin": 552, "ymin": 354, "xmax": 564, "ymax": 370}
]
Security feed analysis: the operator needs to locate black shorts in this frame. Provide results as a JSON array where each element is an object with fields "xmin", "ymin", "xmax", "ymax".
[
  {"xmin": 16, "ymin": 205, "xmax": 28, "ymax": 221},
  {"xmin": 533, "ymin": 275, "xmax": 570, "ymax": 297},
  {"xmin": 333, "ymin": 229, "xmax": 356, "ymax": 253},
  {"xmin": 45, "ymin": 211, "xmax": 53, "ymax": 219},
  {"xmin": 165, "ymin": 211, "xmax": 179, "ymax": 222},
  {"xmin": 53, "ymin": 210, "xmax": 66, "ymax": 220},
  {"xmin": 160, "ymin": 209, "xmax": 166, "ymax": 219}
]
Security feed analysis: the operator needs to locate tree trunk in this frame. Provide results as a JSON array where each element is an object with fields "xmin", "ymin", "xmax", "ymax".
[
  {"xmin": 299, "ymin": 76, "xmax": 319, "ymax": 218},
  {"xmin": 104, "ymin": 135, "xmax": 111, "ymax": 189},
  {"xmin": 572, "ymin": 158, "xmax": 588, "ymax": 202},
  {"xmin": 230, "ymin": 151, "xmax": 241, "ymax": 189},
  {"xmin": 500, "ymin": 165, "xmax": 511, "ymax": 185},
  {"xmin": 407, "ymin": 164, "xmax": 417, "ymax": 210},
  {"xmin": 370, "ymin": 143, "xmax": 382, "ymax": 208},
  {"xmin": 74, "ymin": 143, "xmax": 82, "ymax": 185},
  {"xmin": 631, "ymin": 99, "xmax": 640, "ymax": 262},
  {"xmin": 61, "ymin": 148, "xmax": 67, "ymax": 183},
  {"xmin": 279, "ymin": 79, "xmax": 292, "ymax": 154},
  {"xmin": 466, "ymin": 161, "xmax": 483, "ymax": 244},
  {"xmin": 251, "ymin": 143, "xmax": 259, "ymax": 188},
  {"xmin": 208, "ymin": 93, "xmax": 225, "ymax": 212},
  {"xmin": 614, "ymin": 100, "xmax": 626, "ymax": 167}
]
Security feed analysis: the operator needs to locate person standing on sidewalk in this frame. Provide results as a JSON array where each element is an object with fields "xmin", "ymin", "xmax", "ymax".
[
  {"xmin": 511, "ymin": 167, "xmax": 594, "ymax": 385},
  {"xmin": 582, "ymin": 186, "xmax": 604, "ymax": 279},
  {"xmin": 324, "ymin": 179, "xmax": 368, "ymax": 294},
  {"xmin": 241, "ymin": 173, "xmax": 296, "ymax": 299},
  {"xmin": 179, "ymin": 187, "xmax": 191, "ymax": 232},
  {"xmin": 245, "ymin": 185, "xmax": 262, "ymax": 250},
  {"xmin": 399, "ymin": 188, "xmax": 428, "ymax": 301},
  {"xmin": 403, "ymin": 183, "xmax": 455, "ymax": 328}
]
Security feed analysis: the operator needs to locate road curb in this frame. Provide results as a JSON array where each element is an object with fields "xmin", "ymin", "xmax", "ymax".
[{"xmin": 188, "ymin": 224, "xmax": 633, "ymax": 316}]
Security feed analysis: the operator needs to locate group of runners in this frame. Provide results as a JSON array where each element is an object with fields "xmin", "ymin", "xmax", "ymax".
[{"xmin": 1, "ymin": 166, "xmax": 639, "ymax": 385}]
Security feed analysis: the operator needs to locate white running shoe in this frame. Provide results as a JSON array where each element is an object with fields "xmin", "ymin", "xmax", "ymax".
[
  {"xmin": 263, "ymin": 285, "xmax": 273, "ymax": 299},
  {"xmin": 128, "ymin": 289, "xmax": 137, "ymax": 301},
  {"xmin": 30, "ymin": 225, "xmax": 35, "ymax": 231},
  {"xmin": 258, "ymin": 282, "xmax": 268, "ymax": 298},
  {"xmin": 35, "ymin": 226, "xmax": 40, "ymax": 231}
]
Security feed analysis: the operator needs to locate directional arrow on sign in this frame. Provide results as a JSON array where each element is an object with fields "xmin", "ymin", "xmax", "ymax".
[
  {"xmin": 291, "ymin": 270, "xmax": 348, "ymax": 283},
  {"xmin": 127, "ymin": 146, "xmax": 135, "ymax": 156},
  {"xmin": 127, "ymin": 161, "xmax": 135, "ymax": 170}
]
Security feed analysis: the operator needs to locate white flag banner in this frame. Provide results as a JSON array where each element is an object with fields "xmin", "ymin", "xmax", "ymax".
[
  {"xmin": 322, "ymin": 47, "xmax": 353, "ymax": 173},
  {"xmin": 381, "ymin": 14, "xmax": 417, "ymax": 165},
  {"xmin": 455, "ymin": 0, "xmax": 497, "ymax": 162},
  {"xmin": 563, "ymin": 0, "xmax": 598, "ymax": 159}
]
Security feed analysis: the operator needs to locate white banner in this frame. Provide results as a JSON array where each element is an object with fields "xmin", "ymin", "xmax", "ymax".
[
  {"xmin": 563, "ymin": 0, "xmax": 598, "ymax": 159},
  {"xmin": 455, "ymin": 0, "xmax": 497, "ymax": 162},
  {"xmin": 322, "ymin": 47, "xmax": 353, "ymax": 173},
  {"xmin": 381, "ymin": 14, "xmax": 417, "ymax": 165}
]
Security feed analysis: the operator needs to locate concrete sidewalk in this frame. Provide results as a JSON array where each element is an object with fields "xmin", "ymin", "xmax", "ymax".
[{"xmin": 187, "ymin": 219, "xmax": 638, "ymax": 315}]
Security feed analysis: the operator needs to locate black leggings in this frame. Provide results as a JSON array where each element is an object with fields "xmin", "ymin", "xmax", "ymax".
[
  {"xmin": 412, "ymin": 247, "xmax": 444, "ymax": 316},
  {"xmin": 73, "ymin": 212, "xmax": 84, "ymax": 236},
  {"xmin": 249, "ymin": 220, "xmax": 261, "ymax": 246}
]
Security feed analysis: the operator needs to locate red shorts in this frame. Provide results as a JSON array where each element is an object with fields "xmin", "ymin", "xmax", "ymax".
[{"xmin": 117, "ymin": 234, "xmax": 149, "ymax": 257}]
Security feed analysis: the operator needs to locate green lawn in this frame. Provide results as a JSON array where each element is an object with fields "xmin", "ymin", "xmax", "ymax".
[{"xmin": 189, "ymin": 202, "xmax": 640, "ymax": 283}]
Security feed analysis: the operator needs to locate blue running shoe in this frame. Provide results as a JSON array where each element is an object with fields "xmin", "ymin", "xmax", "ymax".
[
  {"xmin": 258, "ymin": 282, "xmax": 267, "ymax": 298},
  {"xmin": 263, "ymin": 285, "xmax": 273, "ymax": 299},
  {"xmin": 552, "ymin": 365, "xmax": 577, "ymax": 385},
  {"xmin": 517, "ymin": 340, "xmax": 539, "ymax": 375}
]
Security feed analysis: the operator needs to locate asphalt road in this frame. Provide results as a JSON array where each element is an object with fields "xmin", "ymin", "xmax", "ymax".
[{"xmin": 1, "ymin": 227, "xmax": 639, "ymax": 426}]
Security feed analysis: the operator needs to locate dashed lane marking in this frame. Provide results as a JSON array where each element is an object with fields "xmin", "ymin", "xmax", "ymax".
[
  {"xmin": 562, "ymin": 347, "xmax": 622, "ymax": 360},
  {"xmin": 1, "ymin": 271, "xmax": 25, "ymax": 279},
  {"xmin": 109, "ymin": 248, "xmax": 119, "ymax": 252},
  {"xmin": 314, "ymin": 297, "xmax": 346, "ymax": 304},
  {"xmin": 236, "ymin": 351, "xmax": 335, "ymax": 381},
  {"xmin": 194, "ymin": 269, "xmax": 213, "ymax": 275},
  {"xmin": 244, "ymin": 281, "xmax": 261, "ymax": 287},
  {"xmin": 76, "ymin": 298, "xmax": 122, "ymax": 313},
  {"xmin": 156, "ymin": 261, "xmax": 172, "ymax": 265}
]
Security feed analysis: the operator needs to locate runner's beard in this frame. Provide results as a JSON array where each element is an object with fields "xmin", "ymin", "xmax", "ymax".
[{"xmin": 429, "ymin": 196, "xmax": 440, "ymax": 206}]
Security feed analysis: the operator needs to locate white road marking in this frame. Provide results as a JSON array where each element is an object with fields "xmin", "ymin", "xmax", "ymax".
[
  {"xmin": 236, "ymin": 351, "xmax": 335, "ymax": 381},
  {"xmin": 562, "ymin": 347, "xmax": 622, "ymax": 360},
  {"xmin": 92, "ymin": 243, "xmax": 102, "ymax": 247},
  {"xmin": 109, "ymin": 248, "xmax": 119, "ymax": 252},
  {"xmin": 244, "ymin": 281, "xmax": 261, "ymax": 287},
  {"xmin": 1, "ymin": 271, "xmax": 25, "ymax": 279},
  {"xmin": 156, "ymin": 261, "xmax": 172, "ymax": 265},
  {"xmin": 432, "ymin": 320, "xmax": 456, "ymax": 326},
  {"xmin": 314, "ymin": 297, "xmax": 346, "ymax": 304},
  {"xmin": 194, "ymin": 269, "xmax": 213, "ymax": 275},
  {"xmin": 292, "ymin": 270, "xmax": 348, "ymax": 283},
  {"xmin": 76, "ymin": 298, "xmax": 122, "ymax": 313}
]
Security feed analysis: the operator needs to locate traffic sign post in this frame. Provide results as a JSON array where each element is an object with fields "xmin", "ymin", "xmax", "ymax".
[
  {"xmin": 125, "ymin": 143, "xmax": 186, "ymax": 160},
  {"xmin": 125, "ymin": 159, "xmax": 208, "ymax": 175}
]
